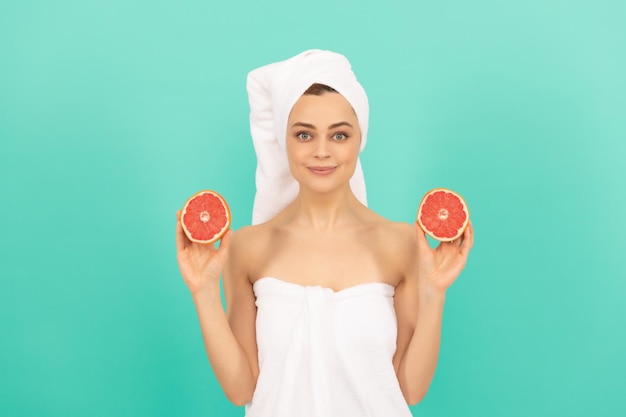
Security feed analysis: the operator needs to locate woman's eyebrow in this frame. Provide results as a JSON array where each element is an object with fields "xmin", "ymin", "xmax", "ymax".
[
  {"xmin": 329, "ymin": 121, "xmax": 353, "ymax": 129},
  {"xmin": 291, "ymin": 122, "xmax": 315, "ymax": 129},
  {"xmin": 291, "ymin": 121, "xmax": 354, "ymax": 129}
]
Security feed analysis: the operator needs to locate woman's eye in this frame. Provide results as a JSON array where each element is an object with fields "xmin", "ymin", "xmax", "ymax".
[
  {"xmin": 333, "ymin": 133, "xmax": 347, "ymax": 141},
  {"xmin": 297, "ymin": 132, "xmax": 311, "ymax": 140}
]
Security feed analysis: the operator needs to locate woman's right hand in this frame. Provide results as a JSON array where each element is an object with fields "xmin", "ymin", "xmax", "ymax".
[{"xmin": 175, "ymin": 210, "xmax": 233, "ymax": 295}]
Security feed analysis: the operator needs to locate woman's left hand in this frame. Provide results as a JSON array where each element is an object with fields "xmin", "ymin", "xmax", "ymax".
[{"xmin": 414, "ymin": 221, "xmax": 474, "ymax": 294}]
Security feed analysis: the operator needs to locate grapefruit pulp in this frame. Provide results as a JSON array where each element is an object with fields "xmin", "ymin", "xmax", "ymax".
[
  {"xmin": 181, "ymin": 190, "xmax": 231, "ymax": 244},
  {"xmin": 417, "ymin": 188, "xmax": 469, "ymax": 242}
]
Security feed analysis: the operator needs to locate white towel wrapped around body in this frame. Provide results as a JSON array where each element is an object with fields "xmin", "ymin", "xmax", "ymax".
[
  {"xmin": 246, "ymin": 49, "xmax": 370, "ymax": 225},
  {"xmin": 245, "ymin": 277, "xmax": 413, "ymax": 417}
]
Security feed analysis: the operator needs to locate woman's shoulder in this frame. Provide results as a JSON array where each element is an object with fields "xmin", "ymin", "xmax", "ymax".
[
  {"xmin": 226, "ymin": 223, "xmax": 274, "ymax": 278},
  {"xmin": 370, "ymin": 219, "xmax": 416, "ymax": 247},
  {"xmin": 230, "ymin": 223, "xmax": 271, "ymax": 251},
  {"xmin": 358, "ymin": 209, "xmax": 417, "ymax": 253},
  {"xmin": 361, "ymin": 208, "xmax": 415, "ymax": 238},
  {"xmin": 359, "ymin": 215, "xmax": 416, "ymax": 281},
  {"xmin": 229, "ymin": 221, "xmax": 286, "ymax": 259}
]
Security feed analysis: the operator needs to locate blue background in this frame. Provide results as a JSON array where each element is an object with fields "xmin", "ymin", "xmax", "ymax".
[{"xmin": 1, "ymin": 1, "xmax": 625, "ymax": 416}]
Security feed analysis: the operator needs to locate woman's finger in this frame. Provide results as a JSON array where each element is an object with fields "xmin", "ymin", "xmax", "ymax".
[
  {"xmin": 217, "ymin": 229, "xmax": 233, "ymax": 255},
  {"xmin": 414, "ymin": 222, "xmax": 431, "ymax": 251},
  {"xmin": 175, "ymin": 211, "xmax": 189, "ymax": 251},
  {"xmin": 460, "ymin": 221, "xmax": 474, "ymax": 256}
]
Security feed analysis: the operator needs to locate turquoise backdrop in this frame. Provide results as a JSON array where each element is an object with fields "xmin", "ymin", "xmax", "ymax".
[{"xmin": 1, "ymin": 1, "xmax": 625, "ymax": 416}]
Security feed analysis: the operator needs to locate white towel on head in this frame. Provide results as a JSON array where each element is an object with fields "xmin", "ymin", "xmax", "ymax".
[{"xmin": 247, "ymin": 49, "xmax": 369, "ymax": 225}]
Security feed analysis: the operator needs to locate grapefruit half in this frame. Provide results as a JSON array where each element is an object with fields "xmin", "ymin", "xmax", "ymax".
[
  {"xmin": 417, "ymin": 188, "xmax": 469, "ymax": 242},
  {"xmin": 181, "ymin": 190, "xmax": 231, "ymax": 244}
]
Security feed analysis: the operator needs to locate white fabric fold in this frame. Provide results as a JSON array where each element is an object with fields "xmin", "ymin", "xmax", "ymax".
[
  {"xmin": 246, "ymin": 277, "xmax": 412, "ymax": 417},
  {"xmin": 246, "ymin": 49, "xmax": 369, "ymax": 225}
]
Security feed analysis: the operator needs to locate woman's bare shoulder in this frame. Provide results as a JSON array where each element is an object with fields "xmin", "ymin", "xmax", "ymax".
[
  {"xmin": 226, "ymin": 224, "xmax": 272, "ymax": 281},
  {"xmin": 360, "ymin": 212, "xmax": 417, "ymax": 265},
  {"xmin": 375, "ymin": 220, "xmax": 416, "ymax": 250},
  {"xmin": 230, "ymin": 223, "xmax": 272, "ymax": 252},
  {"xmin": 357, "ymin": 214, "xmax": 417, "ymax": 285},
  {"xmin": 362, "ymin": 209, "xmax": 415, "ymax": 243}
]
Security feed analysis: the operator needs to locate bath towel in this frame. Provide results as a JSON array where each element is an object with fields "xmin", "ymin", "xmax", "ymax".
[{"xmin": 244, "ymin": 277, "xmax": 413, "ymax": 417}]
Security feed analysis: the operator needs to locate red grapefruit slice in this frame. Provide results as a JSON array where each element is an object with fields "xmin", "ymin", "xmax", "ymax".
[
  {"xmin": 181, "ymin": 190, "xmax": 231, "ymax": 244},
  {"xmin": 417, "ymin": 188, "xmax": 469, "ymax": 242}
]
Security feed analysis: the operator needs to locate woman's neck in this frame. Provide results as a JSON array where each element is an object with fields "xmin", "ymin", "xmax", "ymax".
[{"xmin": 284, "ymin": 187, "xmax": 364, "ymax": 231}]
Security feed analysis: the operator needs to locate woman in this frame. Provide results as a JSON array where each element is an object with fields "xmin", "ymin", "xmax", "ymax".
[{"xmin": 176, "ymin": 50, "xmax": 474, "ymax": 416}]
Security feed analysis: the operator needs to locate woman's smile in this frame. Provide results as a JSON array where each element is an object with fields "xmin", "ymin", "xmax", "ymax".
[{"xmin": 308, "ymin": 165, "xmax": 337, "ymax": 175}]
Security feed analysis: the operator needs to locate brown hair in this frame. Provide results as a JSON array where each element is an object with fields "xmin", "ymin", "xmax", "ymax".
[{"xmin": 303, "ymin": 83, "xmax": 338, "ymax": 95}]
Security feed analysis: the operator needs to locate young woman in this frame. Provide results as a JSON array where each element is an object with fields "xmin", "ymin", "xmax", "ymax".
[{"xmin": 176, "ymin": 50, "xmax": 474, "ymax": 417}]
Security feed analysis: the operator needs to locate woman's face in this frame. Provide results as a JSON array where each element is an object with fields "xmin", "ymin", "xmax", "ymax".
[{"xmin": 286, "ymin": 92, "xmax": 361, "ymax": 195}]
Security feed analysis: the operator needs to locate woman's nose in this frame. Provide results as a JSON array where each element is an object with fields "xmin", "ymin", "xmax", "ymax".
[{"xmin": 313, "ymin": 138, "xmax": 330, "ymax": 158}]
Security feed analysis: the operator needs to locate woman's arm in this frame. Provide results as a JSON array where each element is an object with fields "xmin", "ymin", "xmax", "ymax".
[
  {"xmin": 394, "ymin": 274, "xmax": 446, "ymax": 405},
  {"xmin": 176, "ymin": 215, "xmax": 258, "ymax": 406},
  {"xmin": 393, "ymin": 221, "xmax": 474, "ymax": 405},
  {"xmin": 190, "ymin": 274, "xmax": 258, "ymax": 405}
]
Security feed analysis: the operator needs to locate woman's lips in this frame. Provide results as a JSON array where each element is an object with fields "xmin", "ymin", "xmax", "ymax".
[{"xmin": 308, "ymin": 166, "xmax": 337, "ymax": 175}]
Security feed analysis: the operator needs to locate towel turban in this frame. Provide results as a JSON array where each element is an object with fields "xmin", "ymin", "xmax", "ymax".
[{"xmin": 247, "ymin": 49, "xmax": 369, "ymax": 224}]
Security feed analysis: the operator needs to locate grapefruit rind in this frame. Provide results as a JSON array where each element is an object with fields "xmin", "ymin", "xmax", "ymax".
[
  {"xmin": 180, "ymin": 190, "xmax": 231, "ymax": 244},
  {"xmin": 416, "ymin": 188, "xmax": 469, "ymax": 242}
]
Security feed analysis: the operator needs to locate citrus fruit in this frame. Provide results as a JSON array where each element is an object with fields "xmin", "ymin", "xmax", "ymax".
[
  {"xmin": 417, "ymin": 188, "xmax": 469, "ymax": 242},
  {"xmin": 180, "ymin": 190, "xmax": 231, "ymax": 244}
]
